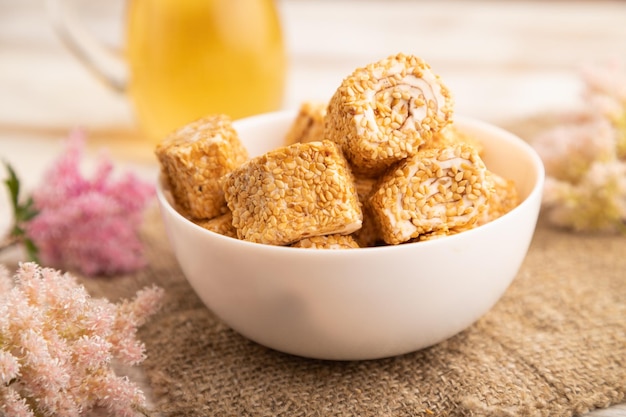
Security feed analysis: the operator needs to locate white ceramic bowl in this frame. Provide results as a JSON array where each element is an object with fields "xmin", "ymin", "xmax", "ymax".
[{"xmin": 156, "ymin": 110, "xmax": 545, "ymax": 360}]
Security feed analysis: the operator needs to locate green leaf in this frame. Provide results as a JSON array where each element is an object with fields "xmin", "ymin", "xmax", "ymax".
[
  {"xmin": 22, "ymin": 197, "xmax": 38, "ymax": 221},
  {"xmin": 3, "ymin": 161, "xmax": 20, "ymax": 211},
  {"xmin": 15, "ymin": 196, "xmax": 38, "ymax": 223},
  {"xmin": 10, "ymin": 224, "xmax": 24, "ymax": 239},
  {"xmin": 23, "ymin": 238, "xmax": 40, "ymax": 263},
  {"xmin": 2, "ymin": 161, "xmax": 40, "ymax": 258}
]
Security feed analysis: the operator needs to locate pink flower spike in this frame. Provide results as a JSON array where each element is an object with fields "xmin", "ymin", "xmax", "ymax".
[
  {"xmin": 25, "ymin": 130, "xmax": 155, "ymax": 276},
  {"xmin": 0, "ymin": 265, "xmax": 12, "ymax": 294},
  {"xmin": 0, "ymin": 387, "xmax": 35, "ymax": 417},
  {"xmin": 0, "ymin": 262, "xmax": 163, "ymax": 416},
  {"xmin": 532, "ymin": 60, "xmax": 626, "ymax": 233},
  {"xmin": 129, "ymin": 285, "xmax": 165, "ymax": 327},
  {"xmin": 82, "ymin": 297, "xmax": 117, "ymax": 336},
  {"xmin": 581, "ymin": 59, "xmax": 626, "ymax": 105},
  {"xmin": 92, "ymin": 373, "xmax": 146, "ymax": 417},
  {"xmin": 112, "ymin": 338, "xmax": 147, "ymax": 366},
  {"xmin": 0, "ymin": 350, "xmax": 20, "ymax": 384},
  {"xmin": 72, "ymin": 335, "xmax": 113, "ymax": 369},
  {"xmin": 532, "ymin": 117, "xmax": 615, "ymax": 182}
]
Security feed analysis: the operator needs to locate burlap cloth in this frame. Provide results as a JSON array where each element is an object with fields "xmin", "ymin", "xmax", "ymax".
[
  {"xmin": 74, "ymin": 210, "xmax": 625, "ymax": 416},
  {"xmin": 36, "ymin": 117, "xmax": 626, "ymax": 416}
]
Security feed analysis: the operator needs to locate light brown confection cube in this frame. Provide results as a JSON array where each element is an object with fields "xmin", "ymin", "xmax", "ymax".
[
  {"xmin": 155, "ymin": 114, "xmax": 248, "ymax": 220},
  {"xmin": 284, "ymin": 101, "xmax": 327, "ymax": 145},
  {"xmin": 194, "ymin": 212, "xmax": 238, "ymax": 238},
  {"xmin": 325, "ymin": 53, "xmax": 454, "ymax": 177},
  {"xmin": 222, "ymin": 140, "xmax": 363, "ymax": 246},
  {"xmin": 369, "ymin": 144, "xmax": 494, "ymax": 245},
  {"xmin": 291, "ymin": 234, "xmax": 360, "ymax": 249}
]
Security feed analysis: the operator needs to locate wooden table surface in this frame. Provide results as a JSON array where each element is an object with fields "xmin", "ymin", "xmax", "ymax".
[{"xmin": 0, "ymin": 0, "xmax": 625, "ymax": 415}]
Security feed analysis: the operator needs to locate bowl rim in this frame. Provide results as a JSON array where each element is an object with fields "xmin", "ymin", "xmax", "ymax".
[{"xmin": 156, "ymin": 111, "xmax": 545, "ymax": 255}]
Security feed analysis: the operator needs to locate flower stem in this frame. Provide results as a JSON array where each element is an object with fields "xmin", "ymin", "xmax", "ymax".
[{"xmin": 0, "ymin": 234, "xmax": 20, "ymax": 252}]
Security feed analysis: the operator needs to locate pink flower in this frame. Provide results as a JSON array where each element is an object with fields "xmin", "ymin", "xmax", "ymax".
[
  {"xmin": 24, "ymin": 130, "xmax": 155, "ymax": 276},
  {"xmin": 532, "ymin": 116, "xmax": 615, "ymax": 182},
  {"xmin": 85, "ymin": 371, "xmax": 146, "ymax": 417},
  {"xmin": 581, "ymin": 59, "xmax": 626, "ymax": 113},
  {"xmin": 532, "ymin": 61, "xmax": 626, "ymax": 233},
  {"xmin": 81, "ymin": 298, "xmax": 117, "ymax": 335},
  {"xmin": 543, "ymin": 161, "xmax": 626, "ymax": 233},
  {"xmin": 72, "ymin": 335, "xmax": 113, "ymax": 368},
  {"xmin": 0, "ymin": 387, "xmax": 35, "ymax": 417},
  {"xmin": 0, "ymin": 350, "xmax": 20, "ymax": 385},
  {"xmin": 0, "ymin": 262, "xmax": 164, "ymax": 417},
  {"xmin": 580, "ymin": 59, "xmax": 626, "ymax": 159},
  {"xmin": 0, "ymin": 265, "xmax": 11, "ymax": 294}
]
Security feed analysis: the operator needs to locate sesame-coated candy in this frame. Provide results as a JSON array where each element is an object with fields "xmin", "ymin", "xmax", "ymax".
[
  {"xmin": 221, "ymin": 140, "xmax": 363, "ymax": 246},
  {"xmin": 369, "ymin": 144, "xmax": 494, "ymax": 245},
  {"xmin": 155, "ymin": 114, "xmax": 248, "ymax": 220},
  {"xmin": 291, "ymin": 234, "xmax": 360, "ymax": 249},
  {"xmin": 414, "ymin": 229, "xmax": 457, "ymax": 242},
  {"xmin": 325, "ymin": 53, "xmax": 454, "ymax": 176},
  {"xmin": 351, "ymin": 176, "xmax": 384, "ymax": 247},
  {"xmin": 478, "ymin": 172, "xmax": 519, "ymax": 225},
  {"xmin": 284, "ymin": 101, "xmax": 327, "ymax": 145},
  {"xmin": 422, "ymin": 124, "xmax": 484, "ymax": 154},
  {"xmin": 353, "ymin": 175, "xmax": 378, "ymax": 199},
  {"xmin": 160, "ymin": 178, "xmax": 192, "ymax": 219},
  {"xmin": 195, "ymin": 212, "xmax": 238, "ymax": 238}
]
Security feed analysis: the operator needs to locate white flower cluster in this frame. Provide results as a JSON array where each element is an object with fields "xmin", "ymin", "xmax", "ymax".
[{"xmin": 532, "ymin": 60, "xmax": 626, "ymax": 233}]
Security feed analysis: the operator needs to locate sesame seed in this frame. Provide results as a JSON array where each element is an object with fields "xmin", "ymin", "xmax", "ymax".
[{"xmin": 155, "ymin": 114, "xmax": 249, "ymax": 220}]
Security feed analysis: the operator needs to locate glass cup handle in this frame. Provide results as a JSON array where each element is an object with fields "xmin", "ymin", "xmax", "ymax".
[{"xmin": 45, "ymin": 0, "xmax": 128, "ymax": 92}]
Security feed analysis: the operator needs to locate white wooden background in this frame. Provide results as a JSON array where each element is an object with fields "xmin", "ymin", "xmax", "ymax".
[{"xmin": 0, "ymin": 1, "xmax": 625, "ymax": 415}]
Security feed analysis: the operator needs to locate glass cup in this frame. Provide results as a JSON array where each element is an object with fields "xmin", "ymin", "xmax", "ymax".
[{"xmin": 47, "ymin": 0, "xmax": 287, "ymax": 144}]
